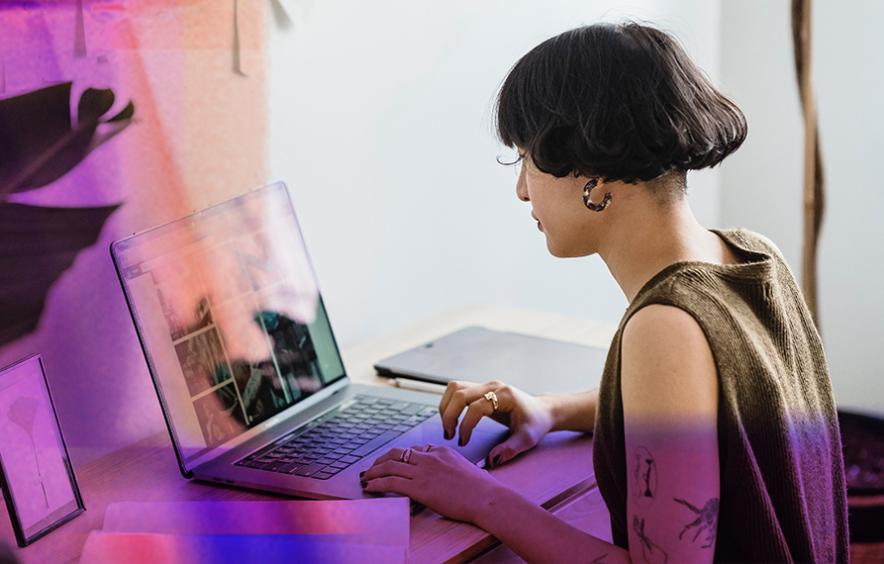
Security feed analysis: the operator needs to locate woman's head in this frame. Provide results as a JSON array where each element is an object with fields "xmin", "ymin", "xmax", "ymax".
[{"xmin": 496, "ymin": 22, "xmax": 746, "ymax": 257}]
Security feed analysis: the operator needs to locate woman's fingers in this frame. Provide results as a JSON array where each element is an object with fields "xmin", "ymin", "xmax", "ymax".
[
  {"xmin": 438, "ymin": 380, "xmax": 463, "ymax": 419},
  {"xmin": 362, "ymin": 476, "xmax": 414, "ymax": 496},
  {"xmin": 361, "ymin": 459, "xmax": 417, "ymax": 481},
  {"xmin": 457, "ymin": 396, "xmax": 494, "ymax": 446},
  {"xmin": 369, "ymin": 447, "xmax": 407, "ymax": 467},
  {"xmin": 486, "ymin": 429, "xmax": 537, "ymax": 467},
  {"xmin": 362, "ymin": 446, "xmax": 440, "ymax": 495},
  {"xmin": 367, "ymin": 445, "xmax": 435, "ymax": 474},
  {"xmin": 459, "ymin": 384, "xmax": 516, "ymax": 445},
  {"xmin": 439, "ymin": 379, "xmax": 503, "ymax": 419},
  {"xmin": 439, "ymin": 380, "xmax": 503, "ymax": 438}
]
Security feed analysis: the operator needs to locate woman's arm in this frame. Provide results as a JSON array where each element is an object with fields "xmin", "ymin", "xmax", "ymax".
[
  {"xmin": 363, "ymin": 304, "xmax": 719, "ymax": 563},
  {"xmin": 474, "ymin": 484, "xmax": 629, "ymax": 563},
  {"xmin": 620, "ymin": 304, "xmax": 720, "ymax": 563},
  {"xmin": 539, "ymin": 388, "xmax": 599, "ymax": 433},
  {"xmin": 470, "ymin": 304, "xmax": 720, "ymax": 563}
]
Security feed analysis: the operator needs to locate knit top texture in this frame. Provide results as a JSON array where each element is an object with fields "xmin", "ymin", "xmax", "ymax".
[{"xmin": 592, "ymin": 227, "xmax": 849, "ymax": 563}]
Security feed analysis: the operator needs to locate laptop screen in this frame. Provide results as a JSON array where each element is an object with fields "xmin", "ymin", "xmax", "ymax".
[{"xmin": 111, "ymin": 182, "xmax": 346, "ymax": 468}]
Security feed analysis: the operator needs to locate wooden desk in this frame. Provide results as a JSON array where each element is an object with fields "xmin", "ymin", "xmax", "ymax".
[{"xmin": 1, "ymin": 306, "xmax": 615, "ymax": 563}]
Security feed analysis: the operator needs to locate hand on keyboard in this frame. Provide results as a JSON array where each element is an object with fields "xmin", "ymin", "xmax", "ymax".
[{"xmin": 235, "ymin": 395, "xmax": 437, "ymax": 479}]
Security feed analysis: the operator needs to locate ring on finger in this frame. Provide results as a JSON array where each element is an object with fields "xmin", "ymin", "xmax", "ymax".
[
  {"xmin": 484, "ymin": 390, "xmax": 499, "ymax": 412},
  {"xmin": 399, "ymin": 447, "xmax": 414, "ymax": 464}
]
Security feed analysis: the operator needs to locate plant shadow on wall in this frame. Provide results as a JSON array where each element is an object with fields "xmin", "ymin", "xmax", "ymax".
[{"xmin": 0, "ymin": 81, "xmax": 134, "ymax": 347}]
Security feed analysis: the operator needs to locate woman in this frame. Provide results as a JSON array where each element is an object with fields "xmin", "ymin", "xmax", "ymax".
[{"xmin": 362, "ymin": 22, "xmax": 848, "ymax": 563}]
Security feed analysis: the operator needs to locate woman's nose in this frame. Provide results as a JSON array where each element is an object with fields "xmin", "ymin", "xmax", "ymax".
[{"xmin": 516, "ymin": 167, "xmax": 529, "ymax": 202}]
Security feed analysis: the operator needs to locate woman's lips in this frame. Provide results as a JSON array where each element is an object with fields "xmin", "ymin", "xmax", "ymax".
[{"xmin": 532, "ymin": 213, "xmax": 543, "ymax": 231}]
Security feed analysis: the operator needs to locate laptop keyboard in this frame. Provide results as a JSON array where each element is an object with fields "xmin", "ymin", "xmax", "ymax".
[{"xmin": 234, "ymin": 394, "xmax": 437, "ymax": 480}]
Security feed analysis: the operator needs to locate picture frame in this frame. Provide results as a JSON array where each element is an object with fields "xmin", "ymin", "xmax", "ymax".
[{"xmin": 0, "ymin": 354, "xmax": 84, "ymax": 547}]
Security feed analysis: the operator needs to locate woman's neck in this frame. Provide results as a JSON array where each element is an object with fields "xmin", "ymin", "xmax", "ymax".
[{"xmin": 597, "ymin": 198, "xmax": 731, "ymax": 303}]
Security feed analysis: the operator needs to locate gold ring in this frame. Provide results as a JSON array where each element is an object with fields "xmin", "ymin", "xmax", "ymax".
[
  {"xmin": 399, "ymin": 447, "xmax": 413, "ymax": 464},
  {"xmin": 484, "ymin": 390, "xmax": 499, "ymax": 412}
]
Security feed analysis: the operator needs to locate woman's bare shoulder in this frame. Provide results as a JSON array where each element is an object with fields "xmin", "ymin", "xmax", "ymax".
[{"xmin": 621, "ymin": 304, "xmax": 717, "ymax": 417}]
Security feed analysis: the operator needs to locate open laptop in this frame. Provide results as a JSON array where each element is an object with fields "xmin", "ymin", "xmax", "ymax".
[{"xmin": 110, "ymin": 181, "xmax": 507, "ymax": 500}]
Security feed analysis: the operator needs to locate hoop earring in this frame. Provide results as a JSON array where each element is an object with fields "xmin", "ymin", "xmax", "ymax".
[{"xmin": 582, "ymin": 178, "xmax": 612, "ymax": 212}]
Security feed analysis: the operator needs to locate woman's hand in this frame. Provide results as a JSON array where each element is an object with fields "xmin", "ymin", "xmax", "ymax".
[
  {"xmin": 360, "ymin": 444, "xmax": 505, "ymax": 523},
  {"xmin": 439, "ymin": 380, "xmax": 554, "ymax": 467}
]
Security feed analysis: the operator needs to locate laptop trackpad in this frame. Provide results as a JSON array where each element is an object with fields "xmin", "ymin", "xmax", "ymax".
[{"xmin": 403, "ymin": 420, "xmax": 508, "ymax": 465}]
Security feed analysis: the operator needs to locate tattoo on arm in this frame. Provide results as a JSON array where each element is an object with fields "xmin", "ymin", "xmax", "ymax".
[
  {"xmin": 673, "ymin": 497, "xmax": 719, "ymax": 549},
  {"xmin": 632, "ymin": 446, "xmax": 657, "ymax": 508},
  {"xmin": 632, "ymin": 516, "xmax": 669, "ymax": 564}
]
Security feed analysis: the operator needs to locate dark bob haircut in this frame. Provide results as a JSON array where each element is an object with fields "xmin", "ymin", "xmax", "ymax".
[{"xmin": 495, "ymin": 22, "xmax": 747, "ymax": 184}]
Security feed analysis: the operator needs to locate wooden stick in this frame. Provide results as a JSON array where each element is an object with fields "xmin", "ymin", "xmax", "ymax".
[{"xmin": 791, "ymin": 0, "xmax": 823, "ymax": 329}]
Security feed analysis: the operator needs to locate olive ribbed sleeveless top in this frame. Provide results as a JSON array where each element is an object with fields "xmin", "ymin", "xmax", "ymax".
[{"xmin": 592, "ymin": 228, "xmax": 849, "ymax": 563}]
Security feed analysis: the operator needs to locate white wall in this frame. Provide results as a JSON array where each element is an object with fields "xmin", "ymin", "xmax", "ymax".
[
  {"xmin": 0, "ymin": 1, "xmax": 726, "ymax": 465},
  {"xmin": 267, "ymin": 0, "xmax": 724, "ymax": 353},
  {"xmin": 720, "ymin": 0, "xmax": 884, "ymax": 413}
]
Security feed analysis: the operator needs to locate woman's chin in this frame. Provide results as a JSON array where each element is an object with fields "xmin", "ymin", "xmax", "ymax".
[
  {"xmin": 546, "ymin": 239, "xmax": 572, "ymax": 258},
  {"xmin": 546, "ymin": 238, "xmax": 595, "ymax": 258}
]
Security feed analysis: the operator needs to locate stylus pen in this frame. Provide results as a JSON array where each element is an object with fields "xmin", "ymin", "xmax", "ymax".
[{"xmin": 391, "ymin": 377, "xmax": 447, "ymax": 395}]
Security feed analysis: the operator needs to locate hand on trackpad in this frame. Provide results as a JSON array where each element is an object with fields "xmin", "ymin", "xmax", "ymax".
[{"xmin": 415, "ymin": 420, "xmax": 508, "ymax": 465}]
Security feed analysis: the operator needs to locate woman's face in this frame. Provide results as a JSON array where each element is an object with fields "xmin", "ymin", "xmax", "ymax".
[{"xmin": 515, "ymin": 153, "xmax": 605, "ymax": 258}]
